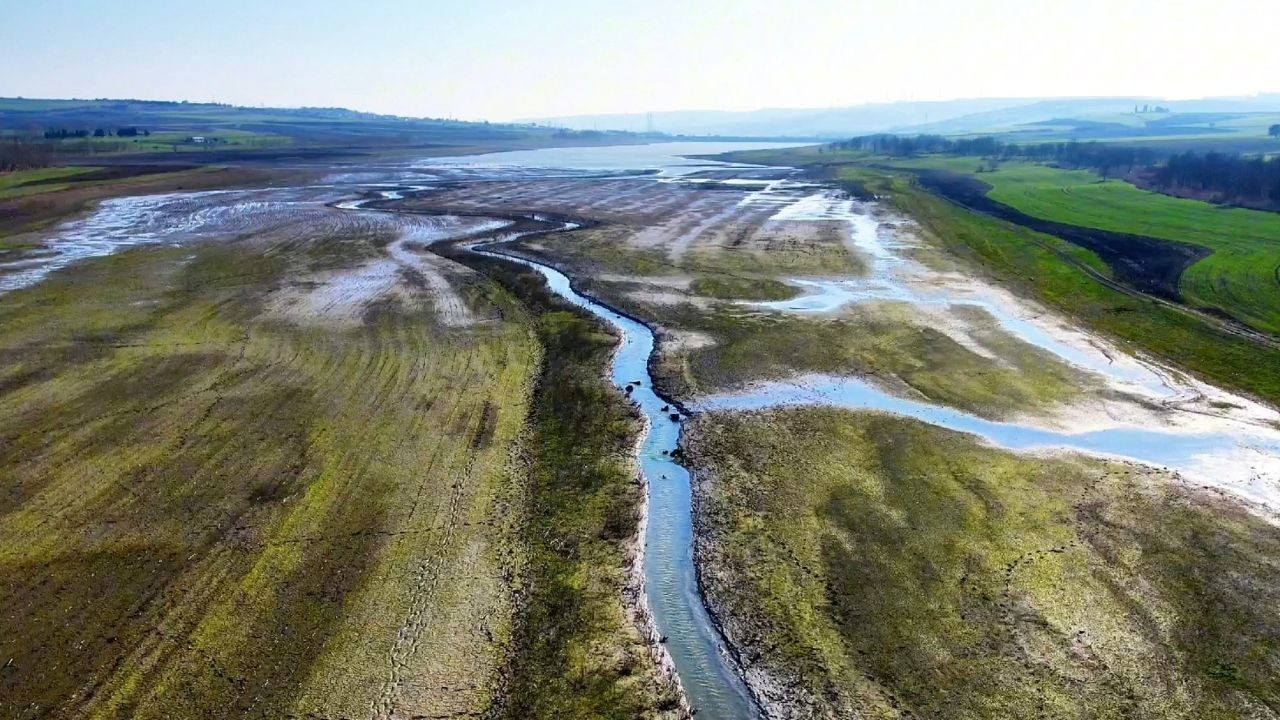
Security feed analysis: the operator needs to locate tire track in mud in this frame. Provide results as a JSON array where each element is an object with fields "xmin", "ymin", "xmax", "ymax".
[
  {"xmin": 338, "ymin": 199, "xmax": 526, "ymax": 717},
  {"xmin": 371, "ymin": 350, "xmax": 486, "ymax": 720},
  {"xmin": 3, "ymin": 181, "xmax": 540, "ymax": 719},
  {"xmin": 17, "ymin": 306, "xmax": 441, "ymax": 713},
  {"xmin": 0, "ymin": 325, "xmax": 323, "ymax": 548}
]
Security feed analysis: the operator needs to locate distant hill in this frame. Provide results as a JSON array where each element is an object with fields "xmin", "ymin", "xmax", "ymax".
[
  {"xmin": 0, "ymin": 97, "xmax": 669, "ymax": 162},
  {"xmin": 528, "ymin": 95, "xmax": 1280, "ymax": 139},
  {"xmin": 523, "ymin": 98, "xmax": 1032, "ymax": 138}
]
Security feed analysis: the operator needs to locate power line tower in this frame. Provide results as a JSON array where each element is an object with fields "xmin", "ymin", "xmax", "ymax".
[{"xmin": 646, "ymin": 112, "xmax": 654, "ymax": 134}]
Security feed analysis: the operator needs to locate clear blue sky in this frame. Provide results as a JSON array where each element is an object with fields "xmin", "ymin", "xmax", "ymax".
[{"xmin": 2, "ymin": 0, "xmax": 1276, "ymax": 120}]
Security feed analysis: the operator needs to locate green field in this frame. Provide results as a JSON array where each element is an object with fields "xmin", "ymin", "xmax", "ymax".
[
  {"xmin": 687, "ymin": 407, "xmax": 1280, "ymax": 719},
  {"xmin": 37, "ymin": 129, "xmax": 295, "ymax": 155},
  {"xmin": 0, "ymin": 166, "xmax": 99, "ymax": 199},
  {"xmin": 755, "ymin": 149, "xmax": 1280, "ymax": 335},
  {"xmin": 869, "ymin": 167, "xmax": 1280, "ymax": 404},
  {"xmin": 899, "ymin": 160, "xmax": 1280, "ymax": 335}
]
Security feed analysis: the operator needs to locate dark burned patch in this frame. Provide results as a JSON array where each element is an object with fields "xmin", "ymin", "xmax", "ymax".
[
  {"xmin": 16, "ymin": 164, "xmax": 198, "ymax": 187},
  {"xmin": 472, "ymin": 401, "xmax": 497, "ymax": 449},
  {"xmin": 0, "ymin": 365, "xmax": 54, "ymax": 398},
  {"xmin": 909, "ymin": 169, "xmax": 1211, "ymax": 301},
  {"xmin": 0, "ymin": 543, "xmax": 188, "ymax": 717},
  {"xmin": 360, "ymin": 294, "xmax": 404, "ymax": 325}
]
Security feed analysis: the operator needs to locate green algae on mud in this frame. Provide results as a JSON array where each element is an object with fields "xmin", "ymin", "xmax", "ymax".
[
  {"xmin": 0, "ymin": 225, "xmax": 539, "ymax": 718},
  {"xmin": 685, "ymin": 407, "xmax": 1280, "ymax": 719},
  {"xmin": 689, "ymin": 275, "xmax": 799, "ymax": 301},
  {"xmin": 569, "ymin": 275, "xmax": 1093, "ymax": 420},
  {"xmin": 509, "ymin": 214, "xmax": 1092, "ymax": 419}
]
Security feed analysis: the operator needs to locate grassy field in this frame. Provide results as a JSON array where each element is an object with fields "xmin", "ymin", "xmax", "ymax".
[
  {"xmin": 874, "ymin": 158, "xmax": 1280, "ymax": 335},
  {"xmin": 977, "ymin": 163, "xmax": 1280, "ymax": 335},
  {"xmin": 32, "ymin": 130, "xmax": 295, "ymax": 155},
  {"xmin": 872, "ymin": 168, "xmax": 1280, "ymax": 404},
  {"xmin": 687, "ymin": 407, "xmax": 1280, "ymax": 719},
  {"xmin": 0, "ymin": 166, "xmax": 102, "ymax": 199}
]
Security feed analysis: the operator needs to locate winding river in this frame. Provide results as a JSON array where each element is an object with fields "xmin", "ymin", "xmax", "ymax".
[
  {"xmin": 13, "ymin": 142, "xmax": 1280, "ymax": 719},
  {"xmin": 471, "ymin": 237, "xmax": 761, "ymax": 719},
  {"xmin": 413, "ymin": 145, "xmax": 1280, "ymax": 716},
  {"xmin": 348, "ymin": 181, "xmax": 763, "ymax": 718}
]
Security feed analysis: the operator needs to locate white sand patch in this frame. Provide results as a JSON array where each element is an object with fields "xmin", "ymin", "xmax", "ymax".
[
  {"xmin": 269, "ymin": 214, "xmax": 513, "ymax": 327},
  {"xmin": 663, "ymin": 329, "xmax": 716, "ymax": 352},
  {"xmin": 268, "ymin": 259, "xmax": 405, "ymax": 326},
  {"xmin": 386, "ymin": 238, "xmax": 475, "ymax": 326},
  {"xmin": 626, "ymin": 289, "xmax": 704, "ymax": 307},
  {"xmin": 598, "ymin": 273, "xmax": 693, "ymax": 289}
]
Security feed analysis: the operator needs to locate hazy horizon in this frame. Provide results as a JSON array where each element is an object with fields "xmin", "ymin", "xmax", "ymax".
[{"xmin": 3, "ymin": 0, "xmax": 1278, "ymax": 122}]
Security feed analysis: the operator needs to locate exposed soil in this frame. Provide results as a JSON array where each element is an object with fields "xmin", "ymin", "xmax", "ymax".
[{"xmin": 401, "ymin": 177, "xmax": 860, "ymax": 285}]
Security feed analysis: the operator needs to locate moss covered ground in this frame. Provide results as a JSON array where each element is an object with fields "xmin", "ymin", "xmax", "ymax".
[
  {"xmin": 525, "ymin": 223, "xmax": 1092, "ymax": 420},
  {"xmin": 687, "ymin": 407, "xmax": 1280, "ymax": 719},
  {"xmin": 0, "ymin": 199, "xmax": 682, "ymax": 720},
  {"xmin": 0, "ymin": 161, "xmax": 688, "ymax": 718}
]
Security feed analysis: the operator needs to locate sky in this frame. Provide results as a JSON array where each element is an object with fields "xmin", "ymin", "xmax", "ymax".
[{"xmin": 2, "ymin": 0, "xmax": 1277, "ymax": 121}]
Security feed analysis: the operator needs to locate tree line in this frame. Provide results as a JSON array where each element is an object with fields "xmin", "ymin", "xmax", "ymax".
[
  {"xmin": 1153, "ymin": 151, "xmax": 1280, "ymax": 204},
  {"xmin": 43, "ymin": 127, "xmax": 149, "ymax": 139},
  {"xmin": 0, "ymin": 139, "xmax": 52, "ymax": 172},
  {"xmin": 835, "ymin": 133, "xmax": 1280, "ymax": 206},
  {"xmin": 830, "ymin": 134, "xmax": 1159, "ymax": 172}
]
